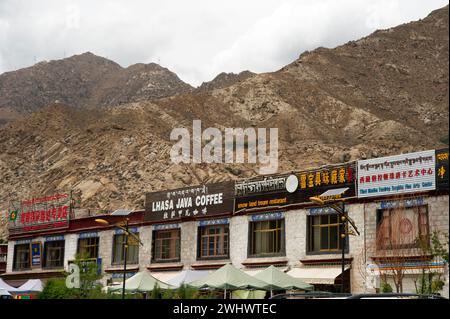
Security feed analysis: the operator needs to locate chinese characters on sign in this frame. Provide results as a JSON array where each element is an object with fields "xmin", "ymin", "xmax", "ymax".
[
  {"xmin": 357, "ymin": 150, "xmax": 436, "ymax": 198},
  {"xmin": 234, "ymin": 163, "xmax": 356, "ymax": 211},
  {"xmin": 144, "ymin": 181, "xmax": 234, "ymax": 222},
  {"xmin": 8, "ymin": 193, "xmax": 71, "ymax": 235},
  {"xmin": 435, "ymin": 148, "xmax": 449, "ymax": 191}
]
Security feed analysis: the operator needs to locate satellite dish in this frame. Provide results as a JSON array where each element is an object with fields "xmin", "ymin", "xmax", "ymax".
[{"xmin": 285, "ymin": 175, "xmax": 299, "ymax": 193}]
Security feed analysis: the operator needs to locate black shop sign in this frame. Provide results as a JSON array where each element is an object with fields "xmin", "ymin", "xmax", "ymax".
[{"xmin": 144, "ymin": 181, "xmax": 234, "ymax": 222}]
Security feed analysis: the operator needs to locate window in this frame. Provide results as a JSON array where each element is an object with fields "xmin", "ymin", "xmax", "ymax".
[
  {"xmin": 43, "ymin": 240, "xmax": 65, "ymax": 268},
  {"xmin": 152, "ymin": 229, "xmax": 180, "ymax": 262},
  {"xmin": 13, "ymin": 244, "xmax": 30, "ymax": 270},
  {"xmin": 308, "ymin": 214, "xmax": 345, "ymax": 253},
  {"xmin": 249, "ymin": 219, "xmax": 285, "ymax": 257},
  {"xmin": 112, "ymin": 233, "xmax": 139, "ymax": 265},
  {"xmin": 376, "ymin": 205, "xmax": 429, "ymax": 250},
  {"xmin": 198, "ymin": 225, "xmax": 229, "ymax": 259},
  {"xmin": 77, "ymin": 237, "xmax": 99, "ymax": 259}
]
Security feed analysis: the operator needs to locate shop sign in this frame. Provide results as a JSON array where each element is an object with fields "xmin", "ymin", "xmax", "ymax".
[
  {"xmin": 199, "ymin": 218, "xmax": 229, "ymax": 226},
  {"xmin": 436, "ymin": 148, "xmax": 449, "ymax": 190},
  {"xmin": 250, "ymin": 212, "xmax": 284, "ymax": 222},
  {"xmin": 31, "ymin": 242, "xmax": 42, "ymax": 267},
  {"xmin": 152, "ymin": 223, "xmax": 180, "ymax": 231},
  {"xmin": 111, "ymin": 272, "xmax": 136, "ymax": 280},
  {"xmin": 235, "ymin": 163, "xmax": 356, "ymax": 211},
  {"xmin": 357, "ymin": 150, "xmax": 435, "ymax": 198},
  {"xmin": 8, "ymin": 193, "xmax": 70, "ymax": 235},
  {"xmin": 114, "ymin": 227, "xmax": 139, "ymax": 235},
  {"xmin": 45, "ymin": 235, "xmax": 65, "ymax": 242},
  {"xmin": 144, "ymin": 181, "xmax": 234, "ymax": 222},
  {"xmin": 309, "ymin": 207, "xmax": 339, "ymax": 215},
  {"xmin": 78, "ymin": 231, "xmax": 99, "ymax": 239},
  {"xmin": 377, "ymin": 197, "xmax": 426, "ymax": 210},
  {"xmin": 16, "ymin": 239, "xmax": 31, "ymax": 245}
]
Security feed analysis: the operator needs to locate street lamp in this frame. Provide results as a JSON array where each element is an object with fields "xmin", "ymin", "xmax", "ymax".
[
  {"xmin": 95, "ymin": 217, "xmax": 143, "ymax": 299},
  {"xmin": 309, "ymin": 188, "xmax": 359, "ymax": 294}
]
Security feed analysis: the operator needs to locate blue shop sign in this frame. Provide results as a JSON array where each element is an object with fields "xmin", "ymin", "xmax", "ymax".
[
  {"xmin": 309, "ymin": 207, "xmax": 339, "ymax": 215},
  {"xmin": 31, "ymin": 242, "xmax": 42, "ymax": 267},
  {"xmin": 250, "ymin": 212, "xmax": 284, "ymax": 222},
  {"xmin": 199, "ymin": 218, "xmax": 229, "ymax": 227},
  {"xmin": 79, "ymin": 231, "xmax": 99, "ymax": 239},
  {"xmin": 45, "ymin": 235, "xmax": 65, "ymax": 242},
  {"xmin": 378, "ymin": 197, "xmax": 425, "ymax": 210},
  {"xmin": 114, "ymin": 227, "xmax": 139, "ymax": 235},
  {"xmin": 153, "ymin": 223, "xmax": 180, "ymax": 231},
  {"xmin": 16, "ymin": 238, "xmax": 32, "ymax": 245}
]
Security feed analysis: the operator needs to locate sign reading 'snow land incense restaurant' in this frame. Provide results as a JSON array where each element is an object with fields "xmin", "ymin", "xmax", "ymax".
[
  {"xmin": 234, "ymin": 162, "xmax": 356, "ymax": 211},
  {"xmin": 357, "ymin": 150, "xmax": 436, "ymax": 198},
  {"xmin": 144, "ymin": 181, "xmax": 234, "ymax": 222},
  {"xmin": 8, "ymin": 193, "xmax": 71, "ymax": 235}
]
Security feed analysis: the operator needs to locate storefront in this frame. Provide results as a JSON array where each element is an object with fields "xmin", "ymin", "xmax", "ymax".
[{"xmin": 1, "ymin": 149, "xmax": 448, "ymax": 297}]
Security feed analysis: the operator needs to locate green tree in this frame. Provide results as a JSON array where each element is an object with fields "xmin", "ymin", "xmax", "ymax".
[{"xmin": 414, "ymin": 231, "xmax": 449, "ymax": 295}]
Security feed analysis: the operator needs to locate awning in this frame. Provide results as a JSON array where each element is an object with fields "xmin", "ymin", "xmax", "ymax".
[
  {"xmin": 287, "ymin": 266, "xmax": 350, "ymax": 285},
  {"xmin": 150, "ymin": 271, "xmax": 181, "ymax": 283}
]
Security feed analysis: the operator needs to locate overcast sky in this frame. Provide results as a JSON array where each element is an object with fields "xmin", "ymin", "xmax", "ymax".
[{"xmin": 0, "ymin": 0, "xmax": 447, "ymax": 86}]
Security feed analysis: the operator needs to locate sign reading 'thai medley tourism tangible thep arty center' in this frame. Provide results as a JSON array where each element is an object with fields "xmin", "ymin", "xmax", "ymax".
[{"xmin": 357, "ymin": 150, "xmax": 436, "ymax": 198}]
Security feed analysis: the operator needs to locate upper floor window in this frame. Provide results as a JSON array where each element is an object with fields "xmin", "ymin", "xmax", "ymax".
[
  {"xmin": 112, "ymin": 233, "xmax": 139, "ymax": 265},
  {"xmin": 152, "ymin": 229, "xmax": 180, "ymax": 262},
  {"xmin": 198, "ymin": 224, "xmax": 229, "ymax": 259},
  {"xmin": 249, "ymin": 219, "xmax": 285, "ymax": 257},
  {"xmin": 77, "ymin": 237, "xmax": 99, "ymax": 259},
  {"xmin": 43, "ymin": 240, "xmax": 65, "ymax": 268},
  {"xmin": 376, "ymin": 205, "xmax": 429, "ymax": 250},
  {"xmin": 308, "ymin": 214, "xmax": 345, "ymax": 253},
  {"xmin": 13, "ymin": 243, "xmax": 30, "ymax": 270}
]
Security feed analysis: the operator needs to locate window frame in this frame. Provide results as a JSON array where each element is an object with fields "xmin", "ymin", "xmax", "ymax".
[
  {"xmin": 111, "ymin": 233, "xmax": 140, "ymax": 265},
  {"xmin": 151, "ymin": 228, "xmax": 181, "ymax": 263},
  {"xmin": 197, "ymin": 224, "xmax": 230, "ymax": 260},
  {"xmin": 375, "ymin": 205, "xmax": 430, "ymax": 250},
  {"xmin": 247, "ymin": 218, "xmax": 286, "ymax": 258},
  {"xmin": 13, "ymin": 243, "xmax": 31, "ymax": 271},
  {"xmin": 77, "ymin": 237, "xmax": 100, "ymax": 260},
  {"xmin": 306, "ymin": 213, "xmax": 349, "ymax": 255},
  {"xmin": 43, "ymin": 240, "xmax": 65, "ymax": 269}
]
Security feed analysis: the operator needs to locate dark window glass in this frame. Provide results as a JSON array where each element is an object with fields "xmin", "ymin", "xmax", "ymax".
[
  {"xmin": 13, "ymin": 244, "xmax": 30, "ymax": 270},
  {"xmin": 112, "ymin": 234, "xmax": 139, "ymax": 264},
  {"xmin": 308, "ymin": 214, "xmax": 343, "ymax": 252},
  {"xmin": 199, "ymin": 224, "xmax": 229, "ymax": 259},
  {"xmin": 43, "ymin": 241, "xmax": 65, "ymax": 268},
  {"xmin": 249, "ymin": 219, "xmax": 285, "ymax": 257},
  {"xmin": 152, "ymin": 229, "xmax": 180, "ymax": 262},
  {"xmin": 77, "ymin": 237, "xmax": 99, "ymax": 259}
]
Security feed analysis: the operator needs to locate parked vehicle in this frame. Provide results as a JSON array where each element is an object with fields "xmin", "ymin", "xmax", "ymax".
[{"xmin": 270, "ymin": 292, "xmax": 447, "ymax": 299}]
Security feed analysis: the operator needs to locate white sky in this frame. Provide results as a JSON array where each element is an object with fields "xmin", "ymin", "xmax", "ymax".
[{"xmin": 0, "ymin": 0, "xmax": 447, "ymax": 86}]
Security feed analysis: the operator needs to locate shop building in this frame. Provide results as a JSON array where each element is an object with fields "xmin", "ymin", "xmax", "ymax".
[{"xmin": 1, "ymin": 149, "xmax": 448, "ymax": 296}]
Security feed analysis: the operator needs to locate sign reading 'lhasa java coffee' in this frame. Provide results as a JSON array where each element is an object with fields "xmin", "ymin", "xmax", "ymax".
[
  {"xmin": 357, "ymin": 150, "xmax": 436, "ymax": 198},
  {"xmin": 8, "ymin": 193, "xmax": 71, "ymax": 235},
  {"xmin": 234, "ymin": 162, "xmax": 356, "ymax": 212},
  {"xmin": 144, "ymin": 181, "xmax": 234, "ymax": 222}
]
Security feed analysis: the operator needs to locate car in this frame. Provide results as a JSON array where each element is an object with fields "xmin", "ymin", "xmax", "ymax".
[{"xmin": 269, "ymin": 292, "xmax": 447, "ymax": 299}]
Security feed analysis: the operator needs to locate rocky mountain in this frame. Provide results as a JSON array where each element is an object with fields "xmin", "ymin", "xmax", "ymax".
[
  {"xmin": 0, "ymin": 6, "xmax": 448, "ymax": 239},
  {"xmin": 0, "ymin": 52, "xmax": 193, "ymax": 125},
  {"xmin": 198, "ymin": 71, "xmax": 255, "ymax": 91}
]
